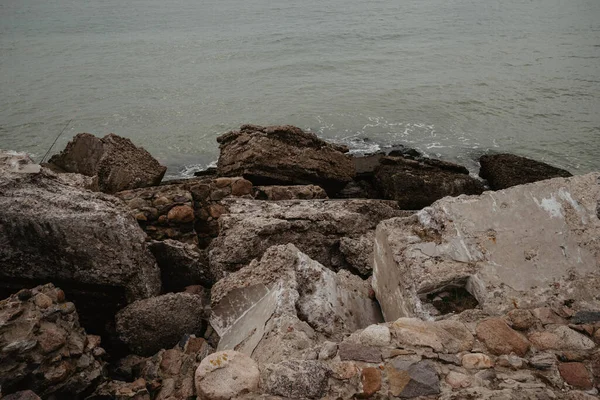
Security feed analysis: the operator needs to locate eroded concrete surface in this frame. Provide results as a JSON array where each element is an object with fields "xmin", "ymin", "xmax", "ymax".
[{"xmin": 373, "ymin": 173, "xmax": 600, "ymax": 321}]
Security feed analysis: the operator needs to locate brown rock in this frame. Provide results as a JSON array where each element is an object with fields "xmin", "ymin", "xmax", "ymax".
[
  {"xmin": 253, "ymin": 185, "xmax": 328, "ymax": 200},
  {"xmin": 479, "ymin": 153, "xmax": 572, "ymax": 190},
  {"xmin": 1, "ymin": 391, "xmax": 42, "ymax": 400},
  {"xmin": 216, "ymin": 124, "xmax": 355, "ymax": 195},
  {"xmin": 361, "ymin": 367, "xmax": 382, "ymax": 397},
  {"xmin": 214, "ymin": 177, "xmax": 232, "ymax": 188},
  {"xmin": 207, "ymin": 204, "xmax": 227, "ymax": 219},
  {"xmin": 231, "ymin": 178, "xmax": 253, "ymax": 196},
  {"xmin": 34, "ymin": 293, "xmax": 53, "ymax": 309},
  {"xmin": 48, "ymin": 133, "xmax": 166, "ymax": 193},
  {"xmin": 331, "ymin": 361, "xmax": 359, "ymax": 380},
  {"xmin": 476, "ymin": 318, "xmax": 531, "ymax": 356},
  {"xmin": 445, "ymin": 371, "xmax": 472, "ymax": 389},
  {"xmin": 167, "ymin": 205, "xmax": 194, "ymax": 223},
  {"xmin": 386, "ymin": 359, "xmax": 440, "ymax": 398},
  {"xmin": 374, "ymin": 155, "xmax": 484, "ymax": 209},
  {"xmin": 507, "ymin": 309, "xmax": 537, "ymax": 331},
  {"xmin": 36, "ymin": 323, "xmax": 68, "ymax": 354},
  {"xmin": 558, "ymin": 362, "xmax": 593, "ymax": 389}
]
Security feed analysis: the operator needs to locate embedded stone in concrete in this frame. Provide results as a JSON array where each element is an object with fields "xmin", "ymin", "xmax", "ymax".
[
  {"xmin": 476, "ymin": 318, "xmax": 531, "ymax": 356},
  {"xmin": 386, "ymin": 359, "xmax": 440, "ymax": 398},
  {"xmin": 262, "ymin": 360, "xmax": 330, "ymax": 399},
  {"xmin": 195, "ymin": 351, "xmax": 259, "ymax": 400}
]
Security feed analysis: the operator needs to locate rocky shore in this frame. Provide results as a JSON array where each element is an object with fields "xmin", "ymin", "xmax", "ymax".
[{"xmin": 0, "ymin": 125, "xmax": 598, "ymax": 400}]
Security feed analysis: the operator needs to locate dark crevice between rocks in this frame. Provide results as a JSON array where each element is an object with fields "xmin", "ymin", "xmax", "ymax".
[
  {"xmin": 420, "ymin": 279, "xmax": 479, "ymax": 316},
  {"xmin": 0, "ymin": 278, "xmax": 130, "ymax": 361}
]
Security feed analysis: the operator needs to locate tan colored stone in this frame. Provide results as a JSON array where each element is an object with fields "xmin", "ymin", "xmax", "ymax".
[
  {"xmin": 445, "ymin": 371, "xmax": 472, "ymax": 388},
  {"xmin": 462, "ymin": 353, "xmax": 494, "ymax": 369},
  {"xmin": 476, "ymin": 318, "xmax": 530, "ymax": 356},
  {"xmin": 507, "ymin": 309, "xmax": 537, "ymax": 331},
  {"xmin": 208, "ymin": 204, "xmax": 227, "ymax": 219},
  {"xmin": 330, "ymin": 361, "xmax": 358, "ymax": 380},
  {"xmin": 390, "ymin": 318, "xmax": 473, "ymax": 353},
  {"xmin": 195, "ymin": 351, "xmax": 259, "ymax": 400},
  {"xmin": 34, "ymin": 293, "xmax": 53, "ymax": 309}
]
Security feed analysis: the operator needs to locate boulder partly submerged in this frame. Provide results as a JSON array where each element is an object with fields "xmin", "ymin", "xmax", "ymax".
[
  {"xmin": 0, "ymin": 151, "xmax": 161, "ymax": 333},
  {"xmin": 373, "ymin": 173, "xmax": 600, "ymax": 321},
  {"xmin": 216, "ymin": 124, "xmax": 355, "ymax": 195},
  {"xmin": 48, "ymin": 133, "xmax": 167, "ymax": 193},
  {"xmin": 479, "ymin": 153, "xmax": 573, "ymax": 190},
  {"xmin": 374, "ymin": 155, "xmax": 485, "ymax": 209}
]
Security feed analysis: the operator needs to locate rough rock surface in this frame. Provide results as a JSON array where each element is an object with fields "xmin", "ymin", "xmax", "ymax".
[
  {"xmin": 195, "ymin": 351, "xmax": 259, "ymax": 400},
  {"xmin": 148, "ymin": 240, "xmax": 212, "ymax": 292},
  {"xmin": 0, "ymin": 152, "xmax": 161, "ymax": 334},
  {"xmin": 209, "ymin": 244, "xmax": 383, "ymax": 363},
  {"xmin": 48, "ymin": 133, "xmax": 167, "ymax": 193},
  {"xmin": 208, "ymin": 198, "xmax": 411, "ymax": 279},
  {"xmin": 373, "ymin": 173, "xmax": 600, "ymax": 321},
  {"xmin": 0, "ymin": 284, "xmax": 105, "ymax": 397},
  {"xmin": 252, "ymin": 184, "xmax": 328, "ymax": 200},
  {"xmin": 374, "ymin": 155, "xmax": 484, "ymax": 209},
  {"xmin": 216, "ymin": 124, "xmax": 355, "ymax": 195},
  {"xmin": 116, "ymin": 293, "xmax": 207, "ymax": 356},
  {"xmin": 261, "ymin": 360, "xmax": 330, "ymax": 399},
  {"xmin": 479, "ymin": 153, "xmax": 572, "ymax": 190},
  {"xmin": 116, "ymin": 176, "xmax": 253, "ymax": 247}
]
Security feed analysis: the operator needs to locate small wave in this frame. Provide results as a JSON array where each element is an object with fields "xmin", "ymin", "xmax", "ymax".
[{"xmin": 166, "ymin": 160, "xmax": 217, "ymax": 180}]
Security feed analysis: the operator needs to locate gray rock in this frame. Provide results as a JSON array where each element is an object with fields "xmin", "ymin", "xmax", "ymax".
[
  {"xmin": 252, "ymin": 185, "xmax": 328, "ymax": 200},
  {"xmin": 318, "ymin": 341, "xmax": 338, "ymax": 360},
  {"xmin": 208, "ymin": 198, "xmax": 411, "ymax": 279},
  {"xmin": 262, "ymin": 360, "xmax": 330, "ymax": 399},
  {"xmin": 0, "ymin": 152, "xmax": 161, "ymax": 333},
  {"xmin": 479, "ymin": 153, "xmax": 572, "ymax": 190},
  {"xmin": 116, "ymin": 293, "xmax": 207, "ymax": 356},
  {"xmin": 339, "ymin": 232, "xmax": 375, "ymax": 276},
  {"xmin": 209, "ymin": 245, "xmax": 383, "ymax": 362},
  {"xmin": 387, "ymin": 359, "xmax": 440, "ymax": 398},
  {"xmin": 529, "ymin": 352, "xmax": 557, "ymax": 370},
  {"xmin": 148, "ymin": 239, "xmax": 212, "ymax": 291},
  {"xmin": 374, "ymin": 155, "xmax": 484, "ymax": 209},
  {"xmin": 373, "ymin": 173, "xmax": 600, "ymax": 321},
  {"xmin": 571, "ymin": 310, "xmax": 600, "ymax": 325},
  {"xmin": 0, "ymin": 284, "xmax": 105, "ymax": 397},
  {"xmin": 216, "ymin": 124, "xmax": 354, "ymax": 195},
  {"xmin": 48, "ymin": 133, "xmax": 167, "ymax": 193},
  {"xmin": 1, "ymin": 391, "xmax": 42, "ymax": 400},
  {"xmin": 338, "ymin": 342, "xmax": 382, "ymax": 363}
]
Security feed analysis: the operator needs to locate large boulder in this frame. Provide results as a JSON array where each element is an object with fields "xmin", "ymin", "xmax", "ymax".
[
  {"xmin": 116, "ymin": 293, "xmax": 208, "ymax": 356},
  {"xmin": 48, "ymin": 133, "xmax": 167, "ymax": 193},
  {"xmin": 479, "ymin": 153, "xmax": 572, "ymax": 190},
  {"xmin": 372, "ymin": 173, "xmax": 600, "ymax": 321},
  {"xmin": 374, "ymin": 155, "xmax": 484, "ymax": 209},
  {"xmin": 209, "ymin": 244, "xmax": 383, "ymax": 364},
  {"xmin": 0, "ymin": 151, "xmax": 161, "ymax": 335},
  {"xmin": 208, "ymin": 198, "xmax": 411, "ymax": 280},
  {"xmin": 0, "ymin": 284, "xmax": 105, "ymax": 397},
  {"xmin": 216, "ymin": 124, "xmax": 355, "ymax": 195}
]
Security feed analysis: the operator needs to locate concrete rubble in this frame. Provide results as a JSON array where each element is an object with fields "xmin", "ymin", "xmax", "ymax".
[{"xmin": 1, "ymin": 130, "xmax": 598, "ymax": 399}]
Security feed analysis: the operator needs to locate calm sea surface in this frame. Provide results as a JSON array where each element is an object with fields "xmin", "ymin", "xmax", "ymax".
[{"xmin": 1, "ymin": 0, "xmax": 599, "ymax": 177}]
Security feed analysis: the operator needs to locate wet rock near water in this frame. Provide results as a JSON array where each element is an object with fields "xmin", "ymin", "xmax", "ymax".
[
  {"xmin": 216, "ymin": 124, "xmax": 355, "ymax": 195},
  {"xmin": 48, "ymin": 133, "xmax": 167, "ymax": 194},
  {"xmin": 0, "ymin": 284, "xmax": 105, "ymax": 398},
  {"xmin": 479, "ymin": 153, "xmax": 573, "ymax": 190},
  {"xmin": 374, "ymin": 155, "xmax": 484, "ymax": 209}
]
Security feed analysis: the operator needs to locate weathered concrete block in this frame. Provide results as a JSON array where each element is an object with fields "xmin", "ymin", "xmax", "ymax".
[{"xmin": 373, "ymin": 173, "xmax": 600, "ymax": 321}]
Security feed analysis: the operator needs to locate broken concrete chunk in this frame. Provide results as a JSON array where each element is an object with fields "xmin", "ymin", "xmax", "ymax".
[
  {"xmin": 209, "ymin": 245, "xmax": 383, "ymax": 362},
  {"xmin": 195, "ymin": 351, "xmax": 259, "ymax": 400},
  {"xmin": 373, "ymin": 173, "xmax": 600, "ymax": 321}
]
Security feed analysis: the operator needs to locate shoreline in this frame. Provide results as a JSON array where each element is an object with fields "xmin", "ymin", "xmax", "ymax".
[{"xmin": 0, "ymin": 124, "xmax": 598, "ymax": 399}]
